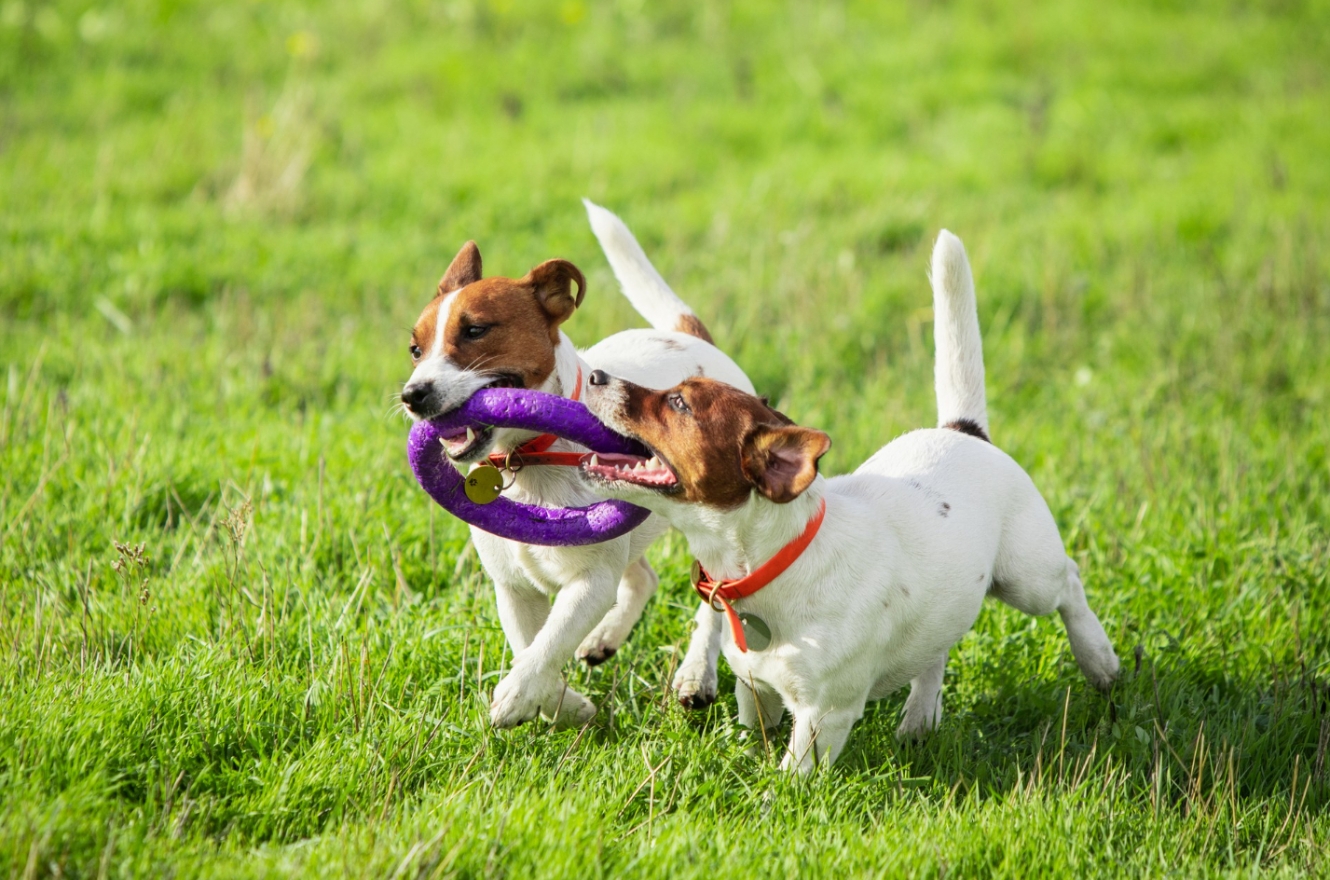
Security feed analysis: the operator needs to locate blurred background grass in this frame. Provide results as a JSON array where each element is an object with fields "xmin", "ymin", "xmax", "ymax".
[{"xmin": 1, "ymin": 1, "xmax": 1328, "ymax": 876}]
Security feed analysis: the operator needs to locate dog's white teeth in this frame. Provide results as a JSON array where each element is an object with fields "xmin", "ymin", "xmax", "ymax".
[
  {"xmin": 589, "ymin": 454, "xmax": 599, "ymax": 468},
  {"xmin": 647, "ymin": 456, "xmax": 662, "ymax": 469},
  {"xmin": 633, "ymin": 461, "xmax": 646, "ymax": 472},
  {"xmin": 465, "ymin": 426, "xmax": 475, "ymax": 445}
]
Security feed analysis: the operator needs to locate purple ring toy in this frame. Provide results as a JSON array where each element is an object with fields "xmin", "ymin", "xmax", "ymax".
[{"xmin": 407, "ymin": 388, "xmax": 652, "ymax": 546}]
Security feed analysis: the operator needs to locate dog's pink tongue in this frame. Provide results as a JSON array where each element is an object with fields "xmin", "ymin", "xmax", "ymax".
[{"xmin": 440, "ymin": 428, "xmax": 473, "ymax": 456}]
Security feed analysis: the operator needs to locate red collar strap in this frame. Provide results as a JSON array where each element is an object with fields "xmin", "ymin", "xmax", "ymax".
[
  {"xmin": 487, "ymin": 365, "xmax": 583, "ymax": 468},
  {"xmin": 691, "ymin": 497, "xmax": 827, "ymax": 652}
]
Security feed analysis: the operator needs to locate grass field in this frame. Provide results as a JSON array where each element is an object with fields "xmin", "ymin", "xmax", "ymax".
[{"xmin": 3, "ymin": 0, "xmax": 1329, "ymax": 876}]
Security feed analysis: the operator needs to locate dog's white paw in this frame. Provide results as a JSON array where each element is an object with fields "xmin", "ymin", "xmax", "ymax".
[
  {"xmin": 739, "ymin": 728, "xmax": 781, "ymax": 759},
  {"xmin": 489, "ymin": 672, "xmax": 597, "ymax": 730},
  {"xmin": 1078, "ymin": 646, "xmax": 1121, "ymax": 692},
  {"xmin": 895, "ymin": 694, "xmax": 942, "ymax": 742},
  {"xmin": 778, "ymin": 749, "xmax": 819, "ymax": 776},
  {"xmin": 548, "ymin": 688, "xmax": 597, "ymax": 729},
  {"xmin": 575, "ymin": 623, "xmax": 622, "ymax": 667},
  {"xmin": 895, "ymin": 712, "xmax": 939, "ymax": 743},
  {"xmin": 672, "ymin": 662, "xmax": 718, "ymax": 710}
]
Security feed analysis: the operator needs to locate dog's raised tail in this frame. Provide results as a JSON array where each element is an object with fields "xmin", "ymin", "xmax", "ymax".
[
  {"xmin": 930, "ymin": 230, "xmax": 989, "ymax": 441},
  {"xmin": 583, "ymin": 199, "xmax": 714, "ymax": 344}
]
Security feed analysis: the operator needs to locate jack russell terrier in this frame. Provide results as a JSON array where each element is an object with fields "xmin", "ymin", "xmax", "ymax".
[
  {"xmin": 400, "ymin": 202, "xmax": 753, "ymax": 730},
  {"xmin": 578, "ymin": 231, "xmax": 1120, "ymax": 772}
]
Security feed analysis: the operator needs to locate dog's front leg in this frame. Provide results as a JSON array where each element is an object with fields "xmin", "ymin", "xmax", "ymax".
[
  {"xmin": 781, "ymin": 702, "xmax": 863, "ymax": 775},
  {"xmin": 492, "ymin": 578, "xmax": 550, "ymax": 654},
  {"xmin": 489, "ymin": 569, "xmax": 619, "ymax": 730},
  {"xmin": 672, "ymin": 603, "xmax": 723, "ymax": 709},
  {"xmin": 735, "ymin": 678, "xmax": 784, "ymax": 757},
  {"xmin": 576, "ymin": 556, "xmax": 659, "ymax": 666},
  {"xmin": 896, "ymin": 652, "xmax": 948, "ymax": 741}
]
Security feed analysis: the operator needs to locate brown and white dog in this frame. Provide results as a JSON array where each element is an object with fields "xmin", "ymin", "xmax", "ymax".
[
  {"xmin": 400, "ymin": 202, "xmax": 753, "ymax": 729},
  {"xmin": 578, "ymin": 231, "xmax": 1120, "ymax": 771}
]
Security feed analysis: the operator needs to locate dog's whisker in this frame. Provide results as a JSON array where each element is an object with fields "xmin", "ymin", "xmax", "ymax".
[{"xmin": 467, "ymin": 355, "xmax": 502, "ymax": 375}]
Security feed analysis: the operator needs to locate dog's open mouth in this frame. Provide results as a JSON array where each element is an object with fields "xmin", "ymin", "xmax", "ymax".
[
  {"xmin": 485, "ymin": 373, "xmax": 522, "ymax": 391},
  {"xmin": 439, "ymin": 424, "xmax": 494, "ymax": 460},
  {"xmin": 436, "ymin": 374, "xmax": 525, "ymax": 460},
  {"xmin": 581, "ymin": 451, "xmax": 679, "ymax": 490}
]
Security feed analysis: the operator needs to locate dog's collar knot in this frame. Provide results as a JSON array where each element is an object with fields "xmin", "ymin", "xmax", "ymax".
[{"xmin": 691, "ymin": 497, "xmax": 827, "ymax": 652}]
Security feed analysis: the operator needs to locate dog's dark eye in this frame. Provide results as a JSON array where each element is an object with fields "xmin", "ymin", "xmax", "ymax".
[
  {"xmin": 463, "ymin": 325, "xmax": 491, "ymax": 340},
  {"xmin": 668, "ymin": 393, "xmax": 691, "ymax": 414},
  {"xmin": 409, "ymin": 344, "xmax": 422, "ymax": 360}
]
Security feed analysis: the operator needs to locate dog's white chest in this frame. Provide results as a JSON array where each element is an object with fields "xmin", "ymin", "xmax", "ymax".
[{"xmin": 511, "ymin": 542, "xmax": 595, "ymax": 595}]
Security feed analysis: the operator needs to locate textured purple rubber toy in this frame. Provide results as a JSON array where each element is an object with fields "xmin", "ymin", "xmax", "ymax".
[{"xmin": 407, "ymin": 388, "xmax": 652, "ymax": 546}]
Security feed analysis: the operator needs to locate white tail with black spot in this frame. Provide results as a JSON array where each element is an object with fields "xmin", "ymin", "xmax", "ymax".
[{"xmin": 930, "ymin": 230, "xmax": 989, "ymax": 438}]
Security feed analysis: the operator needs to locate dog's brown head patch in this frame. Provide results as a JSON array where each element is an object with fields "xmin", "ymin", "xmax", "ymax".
[
  {"xmin": 409, "ymin": 243, "xmax": 587, "ymax": 391},
  {"xmin": 593, "ymin": 377, "xmax": 830, "ymax": 508}
]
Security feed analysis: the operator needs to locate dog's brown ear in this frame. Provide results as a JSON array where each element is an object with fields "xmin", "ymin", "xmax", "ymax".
[
  {"xmin": 524, "ymin": 259, "xmax": 586, "ymax": 325},
  {"xmin": 439, "ymin": 241, "xmax": 483, "ymax": 294},
  {"xmin": 740, "ymin": 424, "xmax": 831, "ymax": 504}
]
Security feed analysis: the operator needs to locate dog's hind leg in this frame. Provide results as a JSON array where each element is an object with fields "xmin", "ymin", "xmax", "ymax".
[
  {"xmin": 896, "ymin": 652, "xmax": 948, "ymax": 741},
  {"xmin": 1055, "ymin": 559, "xmax": 1120, "ymax": 690},
  {"xmin": 577, "ymin": 556, "xmax": 658, "ymax": 666},
  {"xmin": 994, "ymin": 532, "xmax": 1120, "ymax": 692}
]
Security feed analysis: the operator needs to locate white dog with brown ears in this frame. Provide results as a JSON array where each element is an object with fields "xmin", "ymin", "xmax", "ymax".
[
  {"xmin": 400, "ymin": 202, "xmax": 752, "ymax": 730},
  {"xmin": 578, "ymin": 231, "xmax": 1120, "ymax": 772}
]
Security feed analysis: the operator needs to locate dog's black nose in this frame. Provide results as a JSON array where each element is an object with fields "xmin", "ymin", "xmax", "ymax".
[
  {"xmin": 401, "ymin": 383, "xmax": 431, "ymax": 410},
  {"xmin": 588, "ymin": 370, "xmax": 610, "ymax": 387}
]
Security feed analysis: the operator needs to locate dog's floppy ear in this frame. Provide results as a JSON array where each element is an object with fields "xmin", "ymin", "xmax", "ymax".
[
  {"xmin": 439, "ymin": 241, "xmax": 483, "ymax": 294},
  {"xmin": 524, "ymin": 259, "xmax": 586, "ymax": 325},
  {"xmin": 740, "ymin": 424, "xmax": 831, "ymax": 504}
]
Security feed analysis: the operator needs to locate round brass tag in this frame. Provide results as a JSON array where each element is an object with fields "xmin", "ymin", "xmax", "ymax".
[
  {"xmin": 463, "ymin": 464, "xmax": 504, "ymax": 504},
  {"xmin": 690, "ymin": 559, "xmax": 704, "ymax": 587}
]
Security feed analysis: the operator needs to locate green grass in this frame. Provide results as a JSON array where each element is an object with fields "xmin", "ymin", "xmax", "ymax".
[{"xmin": 2, "ymin": 0, "xmax": 1329, "ymax": 876}]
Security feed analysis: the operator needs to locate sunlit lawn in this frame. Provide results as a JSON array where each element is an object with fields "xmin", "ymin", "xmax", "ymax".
[{"xmin": 2, "ymin": 1, "xmax": 1328, "ymax": 876}]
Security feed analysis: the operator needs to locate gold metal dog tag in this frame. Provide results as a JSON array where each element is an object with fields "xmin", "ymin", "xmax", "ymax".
[
  {"xmin": 690, "ymin": 560, "xmax": 704, "ymax": 587},
  {"xmin": 464, "ymin": 463, "xmax": 504, "ymax": 504},
  {"xmin": 739, "ymin": 613, "xmax": 772, "ymax": 651}
]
